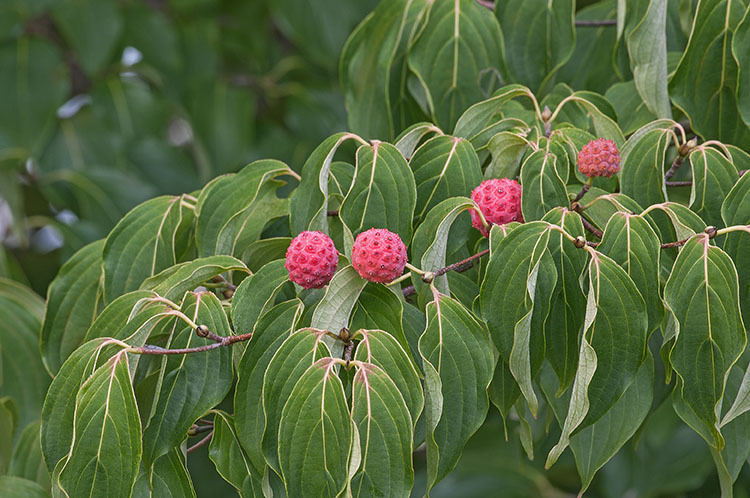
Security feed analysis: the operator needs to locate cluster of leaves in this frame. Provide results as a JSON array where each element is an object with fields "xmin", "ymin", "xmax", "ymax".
[
  {"xmin": 0, "ymin": 0, "xmax": 375, "ymax": 291},
  {"xmin": 1, "ymin": 0, "xmax": 750, "ymax": 497}
]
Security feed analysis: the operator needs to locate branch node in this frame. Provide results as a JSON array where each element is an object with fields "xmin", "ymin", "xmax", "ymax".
[
  {"xmin": 574, "ymin": 236, "xmax": 587, "ymax": 249},
  {"xmin": 195, "ymin": 325, "xmax": 209, "ymax": 338},
  {"xmin": 705, "ymin": 226, "xmax": 718, "ymax": 239}
]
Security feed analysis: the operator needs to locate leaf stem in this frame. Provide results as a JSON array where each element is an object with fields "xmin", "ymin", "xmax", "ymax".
[
  {"xmin": 187, "ymin": 432, "xmax": 213, "ymax": 453},
  {"xmin": 715, "ymin": 225, "xmax": 750, "ymax": 236}
]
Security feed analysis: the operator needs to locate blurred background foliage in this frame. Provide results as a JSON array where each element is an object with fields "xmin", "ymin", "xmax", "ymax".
[{"xmin": 0, "ymin": 0, "xmax": 376, "ymax": 294}]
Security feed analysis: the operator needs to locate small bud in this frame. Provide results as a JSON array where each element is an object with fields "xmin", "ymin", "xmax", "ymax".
[
  {"xmin": 679, "ymin": 138, "xmax": 698, "ymax": 156},
  {"xmin": 541, "ymin": 105, "xmax": 552, "ymax": 122},
  {"xmin": 570, "ymin": 201, "xmax": 582, "ymax": 213},
  {"xmin": 339, "ymin": 327, "xmax": 351, "ymax": 341},
  {"xmin": 422, "ymin": 271, "xmax": 435, "ymax": 284},
  {"xmin": 223, "ymin": 289, "xmax": 234, "ymax": 299},
  {"xmin": 574, "ymin": 236, "xmax": 586, "ymax": 249},
  {"xmin": 196, "ymin": 325, "xmax": 209, "ymax": 337},
  {"xmin": 704, "ymin": 226, "xmax": 717, "ymax": 239}
]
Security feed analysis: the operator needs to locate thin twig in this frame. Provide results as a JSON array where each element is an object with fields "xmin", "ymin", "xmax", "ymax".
[
  {"xmin": 188, "ymin": 424, "xmax": 214, "ymax": 436},
  {"xmin": 665, "ymin": 181, "xmax": 692, "ymax": 187},
  {"xmin": 579, "ymin": 215, "xmax": 603, "ymax": 239},
  {"xmin": 327, "ymin": 210, "xmax": 339, "ymax": 216},
  {"xmin": 574, "ymin": 19, "xmax": 617, "ymax": 26},
  {"xmin": 132, "ymin": 332, "xmax": 253, "ymax": 355},
  {"xmin": 572, "ymin": 183, "xmax": 591, "ymax": 203},
  {"xmin": 402, "ymin": 249, "xmax": 489, "ymax": 298},
  {"xmin": 187, "ymin": 432, "xmax": 213, "ymax": 454},
  {"xmin": 660, "ymin": 237, "xmax": 691, "ymax": 249},
  {"xmin": 664, "ymin": 154, "xmax": 688, "ymax": 181}
]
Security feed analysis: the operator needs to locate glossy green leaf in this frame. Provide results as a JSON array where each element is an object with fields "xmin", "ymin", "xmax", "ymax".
[
  {"xmin": 208, "ymin": 410, "xmax": 256, "ymax": 497},
  {"xmin": 262, "ymin": 328, "xmax": 331, "ymax": 472},
  {"xmin": 541, "ymin": 208, "xmax": 587, "ymax": 393},
  {"xmin": 453, "ymin": 84, "xmax": 538, "ymax": 140},
  {"xmin": 141, "ymin": 292, "xmax": 233, "ymax": 466},
  {"xmin": 520, "ymin": 149, "xmax": 569, "ymax": 221},
  {"xmin": 642, "ymin": 201, "xmax": 707, "ymax": 242},
  {"xmin": 278, "ymin": 357, "xmax": 351, "ymax": 497},
  {"xmin": 0, "ymin": 280, "xmax": 48, "ymax": 430},
  {"xmin": 132, "ymin": 449, "xmax": 196, "ymax": 498},
  {"xmin": 350, "ymin": 362, "xmax": 414, "ymax": 497},
  {"xmin": 721, "ymin": 171, "xmax": 750, "ymax": 324},
  {"xmin": 419, "ymin": 290, "xmax": 494, "ymax": 492},
  {"xmin": 687, "ymin": 146, "xmax": 740, "ymax": 228},
  {"xmin": 605, "ymin": 81, "xmax": 659, "ymax": 135},
  {"xmin": 480, "ymin": 222, "xmax": 556, "ymax": 414},
  {"xmin": 598, "ymin": 212, "xmax": 664, "ymax": 333},
  {"xmin": 495, "ymin": 0, "xmax": 575, "ymax": 93},
  {"xmin": 410, "ymin": 197, "xmax": 475, "ymax": 294},
  {"xmin": 627, "ymin": 0, "xmax": 672, "ymax": 118},
  {"xmin": 240, "ymin": 237, "xmax": 292, "ymax": 273},
  {"xmin": 8, "ymin": 421, "xmax": 49, "ymax": 490},
  {"xmin": 83, "ymin": 290, "xmax": 160, "ymax": 342},
  {"xmin": 231, "ymin": 259, "xmax": 290, "ymax": 335},
  {"xmin": 485, "ymin": 130, "xmax": 531, "ymax": 180},
  {"xmin": 670, "ymin": 0, "xmax": 750, "ymax": 148},
  {"xmin": 351, "ymin": 284, "xmax": 411, "ymax": 355},
  {"xmin": 234, "ymin": 300, "xmax": 303, "ymax": 476},
  {"xmin": 340, "ymin": 0, "xmax": 431, "ymax": 140},
  {"xmin": 103, "ymin": 195, "xmax": 194, "ymax": 303},
  {"xmin": 339, "ymin": 141, "xmax": 416, "ymax": 243},
  {"xmin": 195, "ymin": 160, "xmax": 293, "ymax": 257},
  {"xmin": 40, "ymin": 239, "xmax": 104, "ymax": 375},
  {"xmin": 734, "ymin": 7, "xmax": 750, "ymax": 130},
  {"xmin": 408, "ymin": 0, "xmax": 505, "ymax": 130},
  {"xmin": 547, "ymin": 249, "xmax": 648, "ymax": 467},
  {"xmin": 664, "ymin": 234, "xmax": 746, "ymax": 449},
  {"xmin": 55, "ymin": 351, "xmax": 140, "ymax": 498},
  {"xmin": 290, "ymin": 132, "xmax": 366, "ymax": 235},
  {"xmin": 394, "ymin": 123, "xmax": 444, "ymax": 159},
  {"xmin": 140, "ymin": 255, "xmax": 249, "ymax": 302},
  {"xmin": 620, "ymin": 124, "xmax": 676, "ymax": 209},
  {"xmin": 410, "ymin": 135, "xmax": 482, "ymax": 223}
]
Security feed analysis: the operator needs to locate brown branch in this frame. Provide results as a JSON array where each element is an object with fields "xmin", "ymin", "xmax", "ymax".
[
  {"xmin": 327, "ymin": 210, "xmax": 339, "ymax": 216},
  {"xmin": 665, "ymin": 181, "xmax": 692, "ymax": 187},
  {"xmin": 402, "ymin": 249, "xmax": 490, "ymax": 298},
  {"xmin": 661, "ymin": 237, "xmax": 691, "ymax": 249},
  {"xmin": 187, "ymin": 432, "xmax": 213, "ymax": 454},
  {"xmin": 133, "ymin": 332, "xmax": 253, "ymax": 355},
  {"xmin": 572, "ymin": 183, "xmax": 591, "ymax": 203},
  {"xmin": 579, "ymin": 215, "xmax": 603, "ymax": 239}
]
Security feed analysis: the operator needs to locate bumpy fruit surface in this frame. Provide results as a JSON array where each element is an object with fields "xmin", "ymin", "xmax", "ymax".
[
  {"xmin": 285, "ymin": 231, "xmax": 338, "ymax": 289},
  {"xmin": 470, "ymin": 178, "xmax": 523, "ymax": 237},
  {"xmin": 577, "ymin": 138, "xmax": 620, "ymax": 178},
  {"xmin": 351, "ymin": 228, "xmax": 407, "ymax": 284}
]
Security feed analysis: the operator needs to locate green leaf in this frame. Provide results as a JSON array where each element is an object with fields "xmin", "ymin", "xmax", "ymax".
[
  {"xmin": 664, "ymin": 234, "xmax": 746, "ymax": 449},
  {"xmin": 733, "ymin": 7, "xmax": 750, "ymax": 130},
  {"xmin": 485, "ymin": 130, "xmax": 531, "ymax": 180},
  {"xmin": 419, "ymin": 290, "xmax": 494, "ymax": 492},
  {"xmin": 41, "ymin": 338, "xmax": 111, "ymax": 474},
  {"xmin": 103, "ymin": 195, "xmax": 194, "ymax": 303},
  {"xmin": 231, "ymin": 259, "xmax": 290, "ymax": 335},
  {"xmin": 627, "ymin": 0, "xmax": 672, "ymax": 118},
  {"xmin": 721, "ymin": 171, "xmax": 750, "ymax": 324},
  {"xmin": 208, "ymin": 410, "xmax": 256, "ymax": 497},
  {"xmin": 311, "ymin": 265, "xmax": 368, "ymax": 356},
  {"xmin": 0, "ymin": 397, "xmax": 16, "ymax": 475},
  {"xmin": 547, "ymin": 249, "xmax": 648, "ymax": 467},
  {"xmin": 453, "ymin": 84, "xmax": 538, "ymax": 140},
  {"xmin": 290, "ymin": 132, "xmax": 365, "ymax": 235},
  {"xmin": 132, "ymin": 449, "xmax": 196, "ymax": 498},
  {"xmin": 234, "ymin": 300, "xmax": 303, "ymax": 476},
  {"xmin": 687, "ymin": 146, "xmax": 740, "ymax": 228},
  {"xmin": 340, "ymin": 0, "xmax": 432, "ymax": 140},
  {"xmin": 394, "ymin": 123, "xmax": 444, "ymax": 159},
  {"xmin": 51, "ymin": 0, "xmax": 122, "ymax": 75},
  {"xmin": 669, "ymin": 0, "xmax": 750, "ymax": 148},
  {"xmin": 598, "ymin": 213, "xmax": 664, "ymax": 333},
  {"xmin": 0, "ymin": 476, "xmax": 47, "ymax": 498},
  {"xmin": 353, "ymin": 329, "xmax": 424, "ymax": 426},
  {"xmin": 604, "ymin": 81, "xmax": 659, "ymax": 135},
  {"xmin": 56, "ymin": 351, "xmax": 140, "ymax": 498},
  {"xmin": 141, "ymin": 292, "xmax": 234, "ymax": 466},
  {"xmin": 83, "ymin": 290, "xmax": 161, "ymax": 342},
  {"xmin": 278, "ymin": 357, "xmax": 351, "ymax": 497},
  {"xmin": 410, "ymin": 135, "xmax": 482, "ymax": 224},
  {"xmin": 339, "ymin": 141, "xmax": 416, "ymax": 243},
  {"xmin": 0, "ymin": 37, "xmax": 69, "ymax": 158},
  {"xmin": 351, "ymin": 284, "xmax": 412, "ymax": 356},
  {"xmin": 642, "ymin": 201, "xmax": 707, "ymax": 242},
  {"xmin": 620, "ymin": 124, "xmax": 677, "ymax": 209},
  {"xmin": 262, "ymin": 328, "xmax": 331, "ymax": 472},
  {"xmin": 140, "ymin": 255, "xmax": 249, "ymax": 301},
  {"xmin": 541, "ymin": 351, "xmax": 654, "ymax": 494},
  {"xmin": 480, "ymin": 222, "xmax": 556, "ymax": 414},
  {"xmin": 540, "ymin": 208, "xmax": 587, "ymax": 393},
  {"xmin": 8, "ymin": 421, "xmax": 49, "ymax": 490},
  {"xmin": 41, "ymin": 239, "xmax": 104, "ymax": 375},
  {"xmin": 552, "ymin": 92, "xmax": 626, "ymax": 146},
  {"xmin": 410, "ymin": 197, "xmax": 476, "ymax": 294},
  {"xmin": 240, "ymin": 237, "xmax": 292, "ymax": 272},
  {"xmin": 408, "ymin": 0, "xmax": 505, "ymax": 130},
  {"xmin": 350, "ymin": 362, "xmax": 414, "ymax": 497},
  {"xmin": 0, "ymin": 280, "xmax": 48, "ymax": 430},
  {"xmin": 195, "ymin": 160, "xmax": 293, "ymax": 257},
  {"xmin": 495, "ymin": 0, "xmax": 575, "ymax": 93},
  {"xmin": 520, "ymin": 149, "xmax": 569, "ymax": 221}
]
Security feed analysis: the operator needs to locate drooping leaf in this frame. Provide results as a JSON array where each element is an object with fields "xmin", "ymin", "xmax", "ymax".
[
  {"xmin": 495, "ymin": 0, "xmax": 575, "ymax": 93},
  {"xmin": 8, "ymin": 421, "xmax": 49, "ymax": 490},
  {"xmin": 40, "ymin": 239, "xmax": 104, "ymax": 375},
  {"xmin": 485, "ymin": 130, "xmax": 532, "ymax": 180},
  {"xmin": 132, "ymin": 448, "xmax": 196, "ymax": 498},
  {"xmin": 140, "ymin": 255, "xmax": 249, "ymax": 302},
  {"xmin": 277, "ymin": 357, "xmax": 351, "ymax": 497},
  {"xmin": 0, "ymin": 476, "xmax": 47, "ymax": 498},
  {"xmin": 394, "ymin": 122, "xmax": 444, "ymax": 159},
  {"xmin": 408, "ymin": 0, "xmax": 505, "ymax": 130},
  {"xmin": 56, "ymin": 351, "xmax": 141, "ymax": 498},
  {"xmin": 733, "ymin": 7, "xmax": 750, "ymax": 130},
  {"xmin": 208, "ymin": 410, "xmax": 257, "ymax": 497},
  {"xmin": 102, "ymin": 195, "xmax": 194, "ymax": 303},
  {"xmin": 664, "ymin": 234, "xmax": 746, "ymax": 449},
  {"xmin": 520, "ymin": 149, "xmax": 569, "ymax": 221},
  {"xmin": 234, "ymin": 300, "xmax": 303, "ymax": 476},
  {"xmin": 339, "ymin": 141, "xmax": 416, "ymax": 243},
  {"xmin": 419, "ymin": 289, "xmax": 494, "ymax": 492},
  {"xmin": 350, "ymin": 362, "xmax": 414, "ymax": 497},
  {"xmin": 351, "ymin": 284, "xmax": 411, "ymax": 355},
  {"xmin": 687, "ymin": 145, "xmax": 740, "ymax": 228},
  {"xmin": 547, "ymin": 249, "xmax": 648, "ymax": 467},
  {"xmin": 240, "ymin": 237, "xmax": 292, "ymax": 273},
  {"xmin": 231, "ymin": 259, "xmax": 290, "ymax": 335},
  {"xmin": 620, "ymin": 123, "xmax": 677, "ymax": 209},
  {"xmin": 453, "ymin": 84, "xmax": 538, "ymax": 141},
  {"xmin": 721, "ymin": 171, "xmax": 750, "ymax": 324},
  {"xmin": 141, "ymin": 292, "xmax": 234, "ymax": 466}
]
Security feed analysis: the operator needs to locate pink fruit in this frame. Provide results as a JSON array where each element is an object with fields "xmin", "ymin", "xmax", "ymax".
[
  {"xmin": 470, "ymin": 178, "xmax": 523, "ymax": 237},
  {"xmin": 351, "ymin": 228, "xmax": 407, "ymax": 284},
  {"xmin": 577, "ymin": 138, "xmax": 621, "ymax": 178},
  {"xmin": 285, "ymin": 231, "xmax": 338, "ymax": 289}
]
